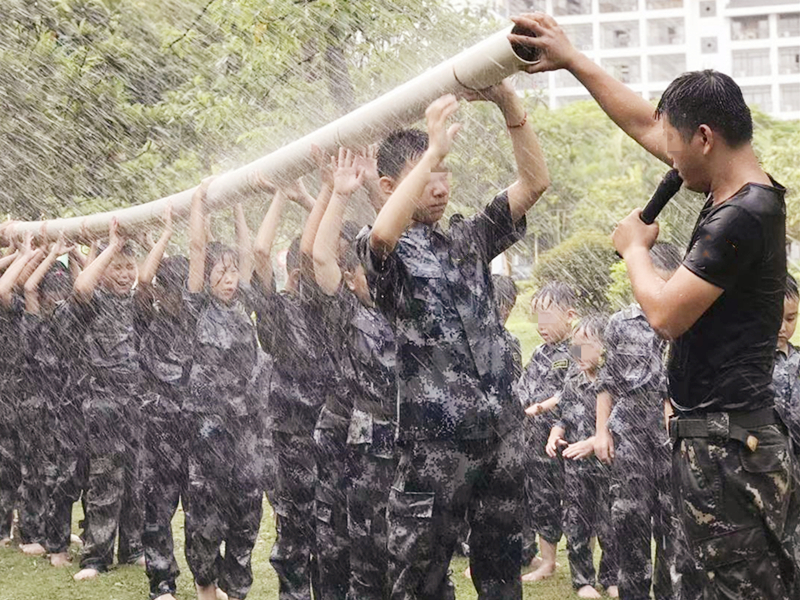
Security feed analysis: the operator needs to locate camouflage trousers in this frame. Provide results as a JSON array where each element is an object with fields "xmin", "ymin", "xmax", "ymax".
[
  {"xmin": 346, "ymin": 447, "xmax": 397, "ymax": 600},
  {"xmin": 185, "ymin": 412, "xmax": 265, "ymax": 600},
  {"xmin": 563, "ymin": 461, "xmax": 617, "ymax": 591},
  {"xmin": 672, "ymin": 421, "xmax": 797, "ymax": 600},
  {"xmin": 45, "ymin": 402, "xmax": 85, "ymax": 554},
  {"xmin": 387, "ymin": 430, "xmax": 524, "ymax": 600},
  {"xmin": 270, "ymin": 431, "xmax": 318, "ymax": 600},
  {"xmin": 611, "ymin": 428, "xmax": 684, "ymax": 600},
  {"xmin": 17, "ymin": 403, "xmax": 54, "ymax": 545},
  {"xmin": 81, "ymin": 399, "xmax": 144, "ymax": 570},
  {"xmin": 314, "ymin": 426, "xmax": 351, "ymax": 600},
  {"xmin": 142, "ymin": 412, "xmax": 187, "ymax": 600},
  {"xmin": 523, "ymin": 418, "xmax": 563, "ymax": 549},
  {"xmin": 0, "ymin": 405, "xmax": 20, "ymax": 540}
]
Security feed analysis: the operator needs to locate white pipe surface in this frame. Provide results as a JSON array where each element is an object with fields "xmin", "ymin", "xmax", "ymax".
[{"xmin": 10, "ymin": 25, "xmax": 535, "ymax": 242}]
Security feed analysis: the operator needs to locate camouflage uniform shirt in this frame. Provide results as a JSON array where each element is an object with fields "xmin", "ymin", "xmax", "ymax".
[
  {"xmin": 555, "ymin": 366, "xmax": 598, "ymax": 449},
  {"xmin": 358, "ymin": 192, "xmax": 526, "ymax": 441},
  {"xmin": 773, "ymin": 343, "xmax": 800, "ymax": 448},
  {"xmin": 0, "ymin": 295, "xmax": 24, "ymax": 407}
]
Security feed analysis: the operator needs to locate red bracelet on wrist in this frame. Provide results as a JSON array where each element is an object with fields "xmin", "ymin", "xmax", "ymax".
[{"xmin": 507, "ymin": 111, "xmax": 528, "ymax": 129}]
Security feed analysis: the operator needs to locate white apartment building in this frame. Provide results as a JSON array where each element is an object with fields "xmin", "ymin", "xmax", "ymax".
[{"xmin": 492, "ymin": 0, "xmax": 800, "ymax": 119}]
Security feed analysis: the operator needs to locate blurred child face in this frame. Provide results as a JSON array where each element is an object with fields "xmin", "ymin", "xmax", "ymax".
[
  {"xmin": 209, "ymin": 254, "xmax": 240, "ymax": 304},
  {"xmin": 383, "ymin": 158, "xmax": 451, "ymax": 225},
  {"xmin": 533, "ymin": 299, "xmax": 574, "ymax": 344},
  {"xmin": 778, "ymin": 294, "xmax": 799, "ymax": 352},
  {"xmin": 345, "ymin": 265, "xmax": 373, "ymax": 308},
  {"xmin": 571, "ymin": 328, "xmax": 603, "ymax": 374},
  {"xmin": 103, "ymin": 254, "xmax": 137, "ymax": 296}
]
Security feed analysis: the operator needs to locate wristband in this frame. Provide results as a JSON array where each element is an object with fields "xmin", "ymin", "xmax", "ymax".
[{"xmin": 507, "ymin": 111, "xmax": 527, "ymax": 129}]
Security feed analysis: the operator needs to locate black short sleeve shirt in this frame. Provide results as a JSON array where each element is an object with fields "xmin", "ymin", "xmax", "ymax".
[{"xmin": 669, "ymin": 180, "xmax": 786, "ymax": 413}]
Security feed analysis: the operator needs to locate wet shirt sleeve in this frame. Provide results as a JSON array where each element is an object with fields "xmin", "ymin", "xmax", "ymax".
[
  {"xmin": 683, "ymin": 205, "xmax": 762, "ymax": 290},
  {"xmin": 595, "ymin": 317, "xmax": 620, "ymax": 397},
  {"xmin": 356, "ymin": 226, "xmax": 406, "ymax": 320},
  {"xmin": 459, "ymin": 191, "xmax": 526, "ymax": 263}
]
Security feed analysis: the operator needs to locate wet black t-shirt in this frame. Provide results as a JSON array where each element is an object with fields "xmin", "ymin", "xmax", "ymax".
[{"xmin": 669, "ymin": 179, "xmax": 786, "ymax": 413}]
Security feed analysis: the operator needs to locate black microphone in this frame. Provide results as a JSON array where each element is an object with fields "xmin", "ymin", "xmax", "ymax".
[{"xmin": 640, "ymin": 169, "xmax": 683, "ymax": 225}]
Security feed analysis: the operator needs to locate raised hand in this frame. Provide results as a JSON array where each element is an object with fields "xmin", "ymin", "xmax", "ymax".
[
  {"xmin": 508, "ymin": 13, "xmax": 581, "ymax": 74},
  {"xmin": 312, "ymin": 144, "xmax": 335, "ymax": 189},
  {"xmin": 425, "ymin": 94, "xmax": 462, "ymax": 162},
  {"xmin": 457, "ymin": 79, "xmax": 516, "ymax": 105},
  {"xmin": 108, "ymin": 217, "xmax": 124, "ymax": 251},
  {"xmin": 354, "ymin": 144, "xmax": 379, "ymax": 184},
  {"xmin": 332, "ymin": 148, "xmax": 365, "ymax": 197},
  {"xmin": 52, "ymin": 231, "xmax": 74, "ymax": 257},
  {"xmin": 283, "ymin": 179, "xmax": 315, "ymax": 211}
]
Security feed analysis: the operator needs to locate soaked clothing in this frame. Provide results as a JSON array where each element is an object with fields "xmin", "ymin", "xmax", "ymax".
[
  {"xmin": 358, "ymin": 192, "xmax": 526, "ymax": 442},
  {"xmin": 596, "ymin": 306, "xmax": 684, "ymax": 600},
  {"xmin": 556, "ymin": 369, "xmax": 618, "ymax": 591},
  {"xmin": 667, "ymin": 179, "xmax": 796, "ymax": 599},
  {"xmin": 62, "ymin": 289, "xmax": 144, "ymax": 570},
  {"xmin": 183, "ymin": 285, "xmax": 270, "ymax": 599},
  {"xmin": 359, "ymin": 192, "xmax": 527, "ymax": 599},
  {"xmin": 0, "ymin": 296, "xmax": 24, "ymax": 539},
  {"xmin": 518, "ymin": 341, "xmax": 571, "ymax": 549},
  {"xmin": 773, "ymin": 344, "xmax": 800, "ymax": 450}
]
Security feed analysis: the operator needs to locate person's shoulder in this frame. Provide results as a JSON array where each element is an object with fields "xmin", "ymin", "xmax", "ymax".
[{"xmin": 718, "ymin": 180, "xmax": 785, "ymax": 222}]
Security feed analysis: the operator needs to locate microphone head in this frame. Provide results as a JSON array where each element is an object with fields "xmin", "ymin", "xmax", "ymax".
[{"xmin": 661, "ymin": 168, "xmax": 683, "ymax": 196}]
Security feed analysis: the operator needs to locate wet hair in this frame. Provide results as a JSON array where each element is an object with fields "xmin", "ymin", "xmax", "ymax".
[
  {"xmin": 573, "ymin": 313, "xmax": 608, "ymax": 344},
  {"xmin": 40, "ymin": 262, "xmax": 72, "ymax": 299},
  {"xmin": 285, "ymin": 236, "xmax": 301, "ymax": 273},
  {"xmin": 655, "ymin": 70, "xmax": 752, "ymax": 148},
  {"xmin": 493, "ymin": 275, "xmax": 518, "ymax": 316},
  {"xmin": 786, "ymin": 273, "xmax": 799, "ymax": 302},
  {"xmin": 155, "ymin": 256, "xmax": 189, "ymax": 295},
  {"xmin": 204, "ymin": 242, "xmax": 238, "ymax": 285},
  {"xmin": 531, "ymin": 282, "xmax": 577, "ymax": 312},
  {"xmin": 378, "ymin": 129, "xmax": 429, "ymax": 179},
  {"xmin": 98, "ymin": 240, "xmax": 138, "ymax": 259},
  {"xmin": 650, "ymin": 242, "xmax": 683, "ymax": 275}
]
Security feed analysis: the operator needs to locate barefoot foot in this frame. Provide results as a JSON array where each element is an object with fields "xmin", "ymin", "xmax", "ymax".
[
  {"xmin": 196, "ymin": 583, "xmax": 217, "ymax": 600},
  {"xmin": 606, "ymin": 585, "xmax": 619, "ymax": 598},
  {"xmin": 20, "ymin": 542, "xmax": 46, "ymax": 556},
  {"xmin": 463, "ymin": 566, "xmax": 471, "ymax": 578},
  {"xmin": 577, "ymin": 585, "xmax": 601, "ymax": 598},
  {"xmin": 216, "ymin": 588, "xmax": 229, "ymax": 600},
  {"xmin": 70, "ymin": 533, "xmax": 83, "ymax": 547},
  {"xmin": 521, "ymin": 562, "xmax": 557, "ymax": 582},
  {"xmin": 49, "ymin": 552, "xmax": 71, "ymax": 567},
  {"xmin": 74, "ymin": 568, "xmax": 100, "ymax": 581},
  {"xmin": 0, "ymin": 537, "xmax": 11, "ymax": 548}
]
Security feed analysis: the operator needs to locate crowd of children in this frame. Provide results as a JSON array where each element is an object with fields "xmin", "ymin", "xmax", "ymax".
[{"xmin": 0, "ymin": 80, "xmax": 799, "ymax": 600}]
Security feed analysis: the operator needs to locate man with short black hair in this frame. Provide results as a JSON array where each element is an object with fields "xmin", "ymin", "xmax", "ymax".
[{"xmin": 510, "ymin": 13, "xmax": 796, "ymax": 599}]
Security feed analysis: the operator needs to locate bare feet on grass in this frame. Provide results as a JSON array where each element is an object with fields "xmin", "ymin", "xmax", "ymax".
[
  {"xmin": 577, "ymin": 585, "xmax": 601, "ymax": 598},
  {"xmin": 521, "ymin": 561, "xmax": 557, "ymax": 582},
  {"xmin": 606, "ymin": 585, "xmax": 619, "ymax": 598},
  {"xmin": 73, "ymin": 567, "xmax": 100, "ymax": 581},
  {"xmin": 49, "ymin": 552, "xmax": 71, "ymax": 567},
  {"xmin": 20, "ymin": 542, "xmax": 46, "ymax": 556},
  {"xmin": 134, "ymin": 555, "xmax": 146, "ymax": 567},
  {"xmin": 0, "ymin": 537, "xmax": 11, "ymax": 548},
  {"xmin": 70, "ymin": 534, "xmax": 83, "ymax": 547}
]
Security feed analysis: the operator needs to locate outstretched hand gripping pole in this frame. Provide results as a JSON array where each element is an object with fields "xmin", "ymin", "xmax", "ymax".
[{"xmin": 7, "ymin": 25, "xmax": 538, "ymax": 244}]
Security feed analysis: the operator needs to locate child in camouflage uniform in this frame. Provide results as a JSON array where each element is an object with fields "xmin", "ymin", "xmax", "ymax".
[
  {"xmin": 547, "ymin": 315, "xmax": 617, "ymax": 599},
  {"xmin": 184, "ymin": 184, "xmax": 272, "ymax": 600},
  {"xmin": 518, "ymin": 282, "xmax": 576, "ymax": 581},
  {"xmin": 773, "ymin": 273, "xmax": 800, "ymax": 449}
]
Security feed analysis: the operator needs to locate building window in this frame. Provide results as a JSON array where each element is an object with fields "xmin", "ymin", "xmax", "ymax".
[
  {"xmin": 600, "ymin": 0, "xmax": 638, "ymax": 13},
  {"xmin": 741, "ymin": 85, "xmax": 772, "ymax": 111},
  {"xmin": 778, "ymin": 14, "xmax": 800, "ymax": 38},
  {"xmin": 601, "ymin": 22, "xmax": 640, "ymax": 49},
  {"xmin": 508, "ymin": 0, "xmax": 547, "ymax": 12},
  {"xmin": 555, "ymin": 70, "xmax": 582, "ymax": 88},
  {"xmin": 648, "ymin": 18, "xmax": 685, "ymax": 45},
  {"xmin": 649, "ymin": 54, "xmax": 686, "ymax": 82},
  {"xmin": 699, "ymin": 0, "xmax": 715, "ymax": 17},
  {"xmin": 552, "ymin": 0, "xmax": 592, "ymax": 16},
  {"xmin": 732, "ymin": 49, "xmax": 771, "ymax": 78},
  {"xmin": 647, "ymin": 0, "xmax": 682, "ymax": 9},
  {"xmin": 701, "ymin": 37, "xmax": 718, "ymax": 53},
  {"xmin": 781, "ymin": 83, "xmax": 800, "ymax": 112},
  {"xmin": 779, "ymin": 47, "xmax": 800, "ymax": 74},
  {"xmin": 562, "ymin": 23, "xmax": 594, "ymax": 51},
  {"xmin": 602, "ymin": 57, "xmax": 642, "ymax": 83},
  {"xmin": 731, "ymin": 16, "xmax": 769, "ymax": 41},
  {"xmin": 556, "ymin": 95, "xmax": 592, "ymax": 108}
]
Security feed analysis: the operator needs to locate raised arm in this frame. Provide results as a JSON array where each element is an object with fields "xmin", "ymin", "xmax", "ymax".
[
  {"xmin": 138, "ymin": 206, "xmax": 174, "ymax": 289},
  {"xmin": 0, "ymin": 235, "xmax": 38, "ymax": 307},
  {"xmin": 314, "ymin": 149, "xmax": 365, "ymax": 295},
  {"xmin": 188, "ymin": 181, "xmax": 212, "ymax": 294},
  {"xmin": 253, "ymin": 192, "xmax": 287, "ymax": 290},
  {"xmin": 234, "ymin": 203, "xmax": 254, "ymax": 285},
  {"xmin": 0, "ymin": 250, "xmax": 19, "ymax": 274},
  {"xmin": 24, "ymin": 234, "xmax": 72, "ymax": 315},
  {"xmin": 370, "ymin": 95, "xmax": 461, "ymax": 259},
  {"xmin": 299, "ymin": 148, "xmax": 335, "ymax": 278},
  {"xmin": 73, "ymin": 219, "xmax": 124, "ymax": 304},
  {"xmin": 509, "ymin": 13, "xmax": 670, "ymax": 165},
  {"xmin": 462, "ymin": 80, "xmax": 550, "ymax": 221}
]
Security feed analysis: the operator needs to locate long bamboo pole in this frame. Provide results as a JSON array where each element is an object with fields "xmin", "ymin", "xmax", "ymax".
[{"xmin": 8, "ymin": 25, "xmax": 535, "ymax": 243}]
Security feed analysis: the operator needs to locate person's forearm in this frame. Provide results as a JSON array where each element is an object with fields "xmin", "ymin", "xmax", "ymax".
[
  {"xmin": 539, "ymin": 394, "xmax": 560, "ymax": 413},
  {"xmin": 253, "ymin": 192, "xmax": 287, "ymax": 289},
  {"xmin": 188, "ymin": 189, "xmax": 206, "ymax": 293},
  {"xmin": 596, "ymin": 391, "xmax": 614, "ymax": 433},
  {"xmin": 313, "ymin": 191, "xmax": 349, "ymax": 295},
  {"xmin": 0, "ymin": 251, "xmax": 18, "ymax": 273},
  {"xmin": 0, "ymin": 252, "xmax": 35, "ymax": 306},
  {"xmin": 74, "ymin": 245, "xmax": 117, "ymax": 303},
  {"xmin": 569, "ymin": 53, "xmax": 669, "ymax": 165},
  {"xmin": 495, "ymin": 92, "xmax": 550, "ymax": 221},
  {"xmin": 623, "ymin": 245, "xmax": 671, "ymax": 332},
  {"xmin": 300, "ymin": 182, "xmax": 334, "ymax": 267},
  {"xmin": 235, "ymin": 203, "xmax": 253, "ymax": 285},
  {"xmin": 370, "ymin": 150, "xmax": 440, "ymax": 258},
  {"xmin": 139, "ymin": 231, "xmax": 171, "ymax": 287},
  {"xmin": 16, "ymin": 250, "xmax": 45, "ymax": 290},
  {"xmin": 24, "ymin": 250, "xmax": 59, "ymax": 314}
]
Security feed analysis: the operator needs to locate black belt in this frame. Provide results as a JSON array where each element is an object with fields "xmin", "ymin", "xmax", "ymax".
[{"xmin": 669, "ymin": 407, "xmax": 780, "ymax": 451}]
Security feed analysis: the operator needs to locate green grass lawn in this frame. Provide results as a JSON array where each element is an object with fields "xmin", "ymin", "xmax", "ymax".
[{"xmin": 0, "ymin": 502, "xmax": 589, "ymax": 600}]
